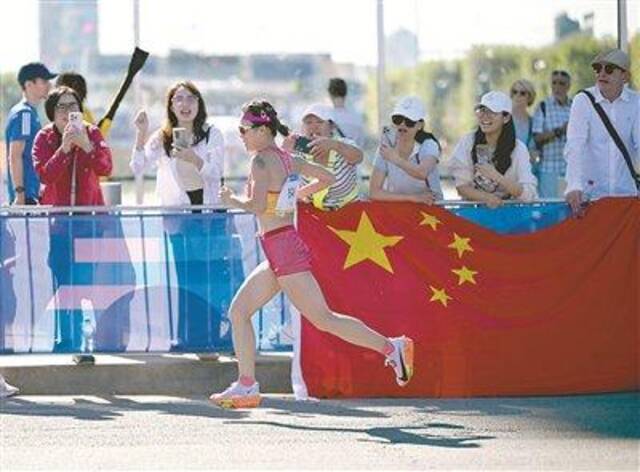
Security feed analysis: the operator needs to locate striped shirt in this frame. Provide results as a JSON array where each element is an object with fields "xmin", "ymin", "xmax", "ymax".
[
  {"xmin": 532, "ymin": 96, "xmax": 572, "ymax": 174},
  {"xmin": 302, "ymin": 136, "xmax": 359, "ymax": 210}
]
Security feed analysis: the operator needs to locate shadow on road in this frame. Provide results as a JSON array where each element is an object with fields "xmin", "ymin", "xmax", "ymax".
[
  {"xmin": 224, "ymin": 419, "xmax": 494, "ymax": 448},
  {"xmin": 0, "ymin": 396, "xmax": 251, "ymax": 421}
]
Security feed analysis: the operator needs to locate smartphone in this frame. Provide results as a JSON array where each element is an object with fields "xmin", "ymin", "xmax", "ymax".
[
  {"xmin": 68, "ymin": 112, "xmax": 83, "ymax": 131},
  {"xmin": 172, "ymin": 128, "xmax": 190, "ymax": 150},
  {"xmin": 382, "ymin": 126, "xmax": 396, "ymax": 147},
  {"xmin": 294, "ymin": 135, "xmax": 313, "ymax": 154}
]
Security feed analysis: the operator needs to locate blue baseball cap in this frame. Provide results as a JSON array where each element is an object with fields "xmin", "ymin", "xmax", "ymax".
[{"xmin": 17, "ymin": 62, "xmax": 57, "ymax": 86}]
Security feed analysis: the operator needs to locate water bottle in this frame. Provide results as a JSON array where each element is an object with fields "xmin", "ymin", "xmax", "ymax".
[{"xmin": 80, "ymin": 299, "xmax": 96, "ymax": 354}]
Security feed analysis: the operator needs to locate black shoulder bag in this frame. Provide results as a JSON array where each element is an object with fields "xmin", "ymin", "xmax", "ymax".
[{"xmin": 579, "ymin": 89, "xmax": 640, "ymax": 191}]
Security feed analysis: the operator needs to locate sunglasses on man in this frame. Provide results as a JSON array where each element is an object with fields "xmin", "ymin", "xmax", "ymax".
[
  {"xmin": 592, "ymin": 63, "xmax": 622, "ymax": 75},
  {"xmin": 391, "ymin": 115, "xmax": 418, "ymax": 128}
]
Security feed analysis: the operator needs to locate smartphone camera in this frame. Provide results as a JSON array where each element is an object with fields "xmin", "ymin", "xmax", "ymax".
[
  {"xmin": 172, "ymin": 127, "xmax": 190, "ymax": 150},
  {"xmin": 68, "ymin": 112, "xmax": 83, "ymax": 131},
  {"xmin": 294, "ymin": 135, "xmax": 312, "ymax": 154}
]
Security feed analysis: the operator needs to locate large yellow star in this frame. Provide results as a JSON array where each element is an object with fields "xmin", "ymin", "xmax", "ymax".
[
  {"xmin": 448, "ymin": 233, "xmax": 473, "ymax": 258},
  {"xmin": 452, "ymin": 266, "xmax": 478, "ymax": 285},
  {"xmin": 419, "ymin": 212, "xmax": 442, "ymax": 231},
  {"xmin": 429, "ymin": 286, "xmax": 452, "ymax": 307},
  {"xmin": 329, "ymin": 212, "xmax": 403, "ymax": 273}
]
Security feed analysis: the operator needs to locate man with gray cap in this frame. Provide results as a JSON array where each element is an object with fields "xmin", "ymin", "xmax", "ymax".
[
  {"xmin": 564, "ymin": 49, "xmax": 639, "ymax": 217},
  {"xmin": 283, "ymin": 103, "xmax": 363, "ymax": 210},
  {"xmin": 4, "ymin": 62, "xmax": 56, "ymax": 206}
]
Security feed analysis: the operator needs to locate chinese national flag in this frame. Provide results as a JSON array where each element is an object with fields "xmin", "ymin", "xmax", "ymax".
[{"xmin": 297, "ymin": 198, "xmax": 640, "ymax": 398}]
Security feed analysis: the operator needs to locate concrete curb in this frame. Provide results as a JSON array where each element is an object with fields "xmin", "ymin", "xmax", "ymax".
[{"xmin": 0, "ymin": 353, "xmax": 292, "ymax": 396}]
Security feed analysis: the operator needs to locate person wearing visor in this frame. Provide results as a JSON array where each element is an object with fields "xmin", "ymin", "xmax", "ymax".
[
  {"xmin": 283, "ymin": 103, "xmax": 362, "ymax": 210},
  {"xmin": 210, "ymin": 100, "xmax": 415, "ymax": 409},
  {"xmin": 369, "ymin": 96, "xmax": 443, "ymax": 204},
  {"xmin": 4, "ymin": 62, "xmax": 56, "ymax": 206},
  {"xmin": 532, "ymin": 70, "xmax": 573, "ymax": 198},
  {"xmin": 565, "ymin": 49, "xmax": 639, "ymax": 217},
  {"xmin": 450, "ymin": 91, "xmax": 538, "ymax": 208}
]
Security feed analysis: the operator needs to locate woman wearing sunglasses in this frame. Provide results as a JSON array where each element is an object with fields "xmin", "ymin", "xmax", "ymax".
[
  {"xmin": 369, "ymin": 96, "xmax": 442, "ymax": 204},
  {"xmin": 210, "ymin": 100, "xmax": 415, "ymax": 408},
  {"xmin": 130, "ymin": 81, "xmax": 224, "ymax": 206},
  {"xmin": 510, "ymin": 79, "xmax": 537, "ymax": 153},
  {"xmin": 449, "ymin": 91, "xmax": 538, "ymax": 208}
]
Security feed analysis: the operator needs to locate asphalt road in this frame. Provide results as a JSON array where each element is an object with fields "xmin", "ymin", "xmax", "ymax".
[{"xmin": 1, "ymin": 393, "xmax": 638, "ymax": 470}]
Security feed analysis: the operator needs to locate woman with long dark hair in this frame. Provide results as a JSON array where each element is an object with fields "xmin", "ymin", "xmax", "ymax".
[
  {"xmin": 210, "ymin": 100, "xmax": 414, "ymax": 408},
  {"xmin": 130, "ymin": 82, "xmax": 226, "ymax": 351},
  {"xmin": 131, "ymin": 81, "xmax": 224, "ymax": 205},
  {"xmin": 450, "ymin": 91, "xmax": 537, "ymax": 208}
]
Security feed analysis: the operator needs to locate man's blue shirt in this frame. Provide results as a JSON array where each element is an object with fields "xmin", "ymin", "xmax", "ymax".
[{"xmin": 5, "ymin": 99, "xmax": 42, "ymax": 201}]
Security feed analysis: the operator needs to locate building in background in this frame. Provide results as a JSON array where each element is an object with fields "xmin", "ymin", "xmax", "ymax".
[{"xmin": 39, "ymin": 0, "xmax": 99, "ymax": 72}]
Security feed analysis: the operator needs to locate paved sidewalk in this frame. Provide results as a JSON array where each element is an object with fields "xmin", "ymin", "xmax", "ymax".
[
  {"xmin": 1, "ymin": 392, "xmax": 638, "ymax": 470},
  {"xmin": 0, "ymin": 353, "xmax": 291, "ymax": 395}
]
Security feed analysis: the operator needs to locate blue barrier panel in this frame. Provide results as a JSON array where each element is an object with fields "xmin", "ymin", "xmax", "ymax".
[{"xmin": 0, "ymin": 201, "xmax": 571, "ymax": 354}]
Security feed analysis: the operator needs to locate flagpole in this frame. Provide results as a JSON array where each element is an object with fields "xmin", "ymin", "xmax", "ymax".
[
  {"xmin": 617, "ymin": 0, "xmax": 628, "ymax": 52},
  {"xmin": 376, "ymin": 0, "xmax": 386, "ymax": 131},
  {"xmin": 133, "ymin": 0, "xmax": 144, "ymax": 205}
]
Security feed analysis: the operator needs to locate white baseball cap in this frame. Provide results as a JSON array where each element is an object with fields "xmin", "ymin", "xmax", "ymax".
[
  {"xmin": 477, "ymin": 91, "xmax": 512, "ymax": 114},
  {"xmin": 302, "ymin": 103, "xmax": 334, "ymax": 122},
  {"xmin": 390, "ymin": 96, "xmax": 427, "ymax": 122}
]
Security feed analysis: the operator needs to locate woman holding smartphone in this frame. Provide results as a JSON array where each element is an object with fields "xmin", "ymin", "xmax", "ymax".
[
  {"xmin": 33, "ymin": 86, "xmax": 112, "ymax": 205},
  {"xmin": 210, "ymin": 99, "xmax": 414, "ymax": 409},
  {"xmin": 449, "ymin": 91, "xmax": 537, "ymax": 208},
  {"xmin": 131, "ymin": 81, "xmax": 227, "ymax": 351},
  {"xmin": 32, "ymin": 86, "xmax": 114, "ymax": 354},
  {"xmin": 131, "ymin": 81, "xmax": 224, "ymax": 206},
  {"xmin": 369, "ymin": 96, "xmax": 443, "ymax": 204}
]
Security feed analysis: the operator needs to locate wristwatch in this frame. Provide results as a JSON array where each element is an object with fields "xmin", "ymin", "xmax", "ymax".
[
  {"xmin": 553, "ymin": 127, "xmax": 563, "ymax": 138},
  {"xmin": 14, "ymin": 186, "xmax": 25, "ymax": 194}
]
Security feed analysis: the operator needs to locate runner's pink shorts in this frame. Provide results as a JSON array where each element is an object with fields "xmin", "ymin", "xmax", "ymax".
[{"xmin": 260, "ymin": 225, "xmax": 312, "ymax": 277}]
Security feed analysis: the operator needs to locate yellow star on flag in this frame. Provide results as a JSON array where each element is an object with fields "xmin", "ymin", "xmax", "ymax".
[
  {"xmin": 419, "ymin": 212, "xmax": 442, "ymax": 231},
  {"xmin": 429, "ymin": 286, "xmax": 452, "ymax": 307},
  {"xmin": 452, "ymin": 266, "xmax": 478, "ymax": 285},
  {"xmin": 448, "ymin": 233, "xmax": 473, "ymax": 258},
  {"xmin": 329, "ymin": 212, "xmax": 403, "ymax": 273}
]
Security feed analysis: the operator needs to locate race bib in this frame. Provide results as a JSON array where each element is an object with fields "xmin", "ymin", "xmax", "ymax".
[{"xmin": 275, "ymin": 174, "xmax": 301, "ymax": 214}]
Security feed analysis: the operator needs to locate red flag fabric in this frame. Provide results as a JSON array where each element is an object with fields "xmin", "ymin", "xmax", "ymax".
[{"xmin": 297, "ymin": 198, "xmax": 640, "ymax": 398}]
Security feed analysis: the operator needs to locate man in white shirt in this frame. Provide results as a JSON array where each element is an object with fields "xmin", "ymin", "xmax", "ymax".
[
  {"xmin": 328, "ymin": 78, "xmax": 365, "ymax": 148},
  {"xmin": 564, "ymin": 49, "xmax": 639, "ymax": 217}
]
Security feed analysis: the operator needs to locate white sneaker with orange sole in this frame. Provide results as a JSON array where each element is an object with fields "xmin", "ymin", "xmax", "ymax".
[
  {"xmin": 385, "ymin": 336, "xmax": 414, "ymax": 387},
  {"xmin": 209, "ymin": 381, "xmax": 261, "ymax": 409}
]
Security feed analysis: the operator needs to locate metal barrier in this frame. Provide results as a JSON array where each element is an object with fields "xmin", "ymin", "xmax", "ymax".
[{"xmin": 0, "ymin": 201, "xmax": 571, "ymax": 354}]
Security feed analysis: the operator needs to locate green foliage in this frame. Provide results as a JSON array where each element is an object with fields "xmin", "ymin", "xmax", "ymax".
[
  {"xmin": 368, "ymin": 33, "xmax": 638, "ymax": 146},
  {"xmin": 1, "ymin": 73, "xmax": 22, "ymax": 134}
]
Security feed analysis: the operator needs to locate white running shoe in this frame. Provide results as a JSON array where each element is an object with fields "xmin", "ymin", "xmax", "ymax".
[
  {"xmin": 209, "ymin": 381, "xmax": 261, "ymax": 409},
  {"xmin": 0, "ymin": 375, "xmax": 19, "ymax": 399},
  {"xmin": 385, "ymin": 336, "xmax": 414, "ymax": 387}
]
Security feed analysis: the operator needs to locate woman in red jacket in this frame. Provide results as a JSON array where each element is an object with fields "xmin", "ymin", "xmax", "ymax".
[
  {"xmin": 33, "ymin": 86, "xmax": 114, "ymax": 355},
  {"xmin": 33, "ymin": 86, "xmax": 112, "ymax": 205}
]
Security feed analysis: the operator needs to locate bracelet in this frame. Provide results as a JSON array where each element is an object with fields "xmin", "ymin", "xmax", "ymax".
[{"xmin": 14, "ymin": 186, "xmax": 25, "ymax": 194}]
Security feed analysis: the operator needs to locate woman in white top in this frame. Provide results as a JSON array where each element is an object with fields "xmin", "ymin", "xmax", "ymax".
[
  {"xmin": 450, "ymin": 91, "xmax": 538, "ymax": 208},
  {"xmin": 131, "ymin": 81, "xmax": 224, "ymax": 206},
  {"xmin": 130, "ymin": 81, "xmax": 225, "ymax": 351},
  {"xmin": 369, "ymin": 96, "xmax": 443, "ymax": 204}
]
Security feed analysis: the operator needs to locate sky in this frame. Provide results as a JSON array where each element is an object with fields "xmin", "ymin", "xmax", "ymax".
[{"xmin": 0, "ymin": 0, "xmax": 638, "ymax": 72}]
